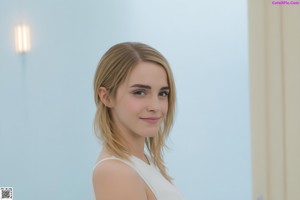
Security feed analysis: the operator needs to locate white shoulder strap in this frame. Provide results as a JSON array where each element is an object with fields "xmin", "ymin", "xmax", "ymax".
[{"xmin": 94, "ymin": 156, "xmax": 128, "ymax": 169}]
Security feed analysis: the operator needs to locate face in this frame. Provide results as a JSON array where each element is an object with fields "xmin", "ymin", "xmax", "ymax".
[{"xmin": 110, "ymin": 62, "xmax": 169, "ymax": 140}]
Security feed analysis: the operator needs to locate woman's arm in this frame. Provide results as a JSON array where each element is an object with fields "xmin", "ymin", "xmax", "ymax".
[{"xmin": 93, "ymin": 160, "xmax": 148, "ymax": 200}]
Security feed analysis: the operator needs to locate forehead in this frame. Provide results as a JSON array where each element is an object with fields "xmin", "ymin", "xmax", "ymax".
[{"xmin": 125, "ymin": 62, "xmax": 169, "ymax": 87}]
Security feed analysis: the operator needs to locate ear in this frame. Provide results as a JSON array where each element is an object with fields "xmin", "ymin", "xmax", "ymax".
[{"xmin": 98, "ymin": 87, "xmax": 114, "ymax": 108}]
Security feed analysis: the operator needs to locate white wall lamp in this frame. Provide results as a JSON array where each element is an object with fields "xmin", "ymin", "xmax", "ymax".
[{"xmin": 15, "ymin": 24, "xmax": 31, "ymax": 53}]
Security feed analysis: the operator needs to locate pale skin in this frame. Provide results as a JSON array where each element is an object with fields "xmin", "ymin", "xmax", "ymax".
[{"xmin": 93, "ymin": 62, "xmax": 170, "ymax": 200}]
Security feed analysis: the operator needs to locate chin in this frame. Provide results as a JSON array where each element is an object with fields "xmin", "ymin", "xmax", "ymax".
[
  {"xmin": 146, "ymin": 134, "xmax": 158, "ymax": 138},
  {"xmin": 137, "ymin": 125, "xmax": 161, "ymax": 138},
  {"xmin": 144, "ymin": 130, "xmax": 160, "ymax": 138}
]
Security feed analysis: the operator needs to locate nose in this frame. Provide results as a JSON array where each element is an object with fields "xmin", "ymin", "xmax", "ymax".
[{"xmin": 147, "ymin": 96, "xmax": 160, "ymax": 112}]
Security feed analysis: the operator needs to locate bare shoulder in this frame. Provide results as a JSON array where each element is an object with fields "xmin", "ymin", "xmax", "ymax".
[{"xmin": 93, "ymin": 159, "xmax": 147, "ymax": 200}]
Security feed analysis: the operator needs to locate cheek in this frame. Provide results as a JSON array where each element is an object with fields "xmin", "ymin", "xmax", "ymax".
[
  {"xmin": 122, "ymin": 97, "xmax": 145, "ymax": 113},
  {"xmin": 162, "ymin": 100, "xmax": 169, "ymax": 114}
]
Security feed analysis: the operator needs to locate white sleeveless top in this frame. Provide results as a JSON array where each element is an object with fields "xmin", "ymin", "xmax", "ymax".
[{"xmin": 94, "ymin": 155, "xmax": 184, "ymax": 200}]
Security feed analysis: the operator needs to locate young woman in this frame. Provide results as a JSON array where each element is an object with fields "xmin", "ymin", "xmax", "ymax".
[{"xmin": 92, "ymin": 42, "xmax": 183, "ymax": 200}]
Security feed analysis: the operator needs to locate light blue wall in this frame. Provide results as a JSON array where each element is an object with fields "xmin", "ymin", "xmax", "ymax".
[{"xmin": 0, "ymin": 1, "xmax": 251, "ymax": 200}]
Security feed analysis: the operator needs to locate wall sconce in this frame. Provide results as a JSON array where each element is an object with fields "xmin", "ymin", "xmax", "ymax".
[{"xmin": 15, "ymin": 24, "xmax": 31, "ymax": 53}]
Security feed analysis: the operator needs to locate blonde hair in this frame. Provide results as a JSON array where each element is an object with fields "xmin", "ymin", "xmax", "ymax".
[{"xmin": 93, "ymin": 42, "xmax": 176, "ymax": 181}]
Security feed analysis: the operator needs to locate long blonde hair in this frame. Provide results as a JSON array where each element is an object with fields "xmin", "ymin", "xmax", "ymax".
[{"xmin": 93, "ymin": 42, "xmax": 176, "ymax": 181}]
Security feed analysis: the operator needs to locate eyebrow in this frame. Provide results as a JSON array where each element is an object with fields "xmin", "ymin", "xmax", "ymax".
[{"xmin": 130, "ymin": 84, "xmax": 170, "ymax": 90}]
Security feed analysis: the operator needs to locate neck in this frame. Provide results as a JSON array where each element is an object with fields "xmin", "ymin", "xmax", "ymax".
[
  {"xmin": 125, "ymin": 136, "xmax": 146, "ymax": 159},
  {"xmin": 112, "ymin": 123, "xmax": 148, "ymax": 162},
  {"xmin": 117, "ymin": 130, "xmax": 148, "ymax": 163}
]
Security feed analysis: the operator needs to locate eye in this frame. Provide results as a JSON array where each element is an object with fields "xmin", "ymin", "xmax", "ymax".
[
  {"xmin": 132, "ymin": 90, "xmax": 147, "ymax": 96},
  {"xmin": 159, "ymin": 90, "xmax": 169, "ymax": 97}
]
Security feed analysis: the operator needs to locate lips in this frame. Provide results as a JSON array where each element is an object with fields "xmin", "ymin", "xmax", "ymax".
[{"xmin": 140, "ymin": 117, "xmax": 161, "ymax": 124}]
